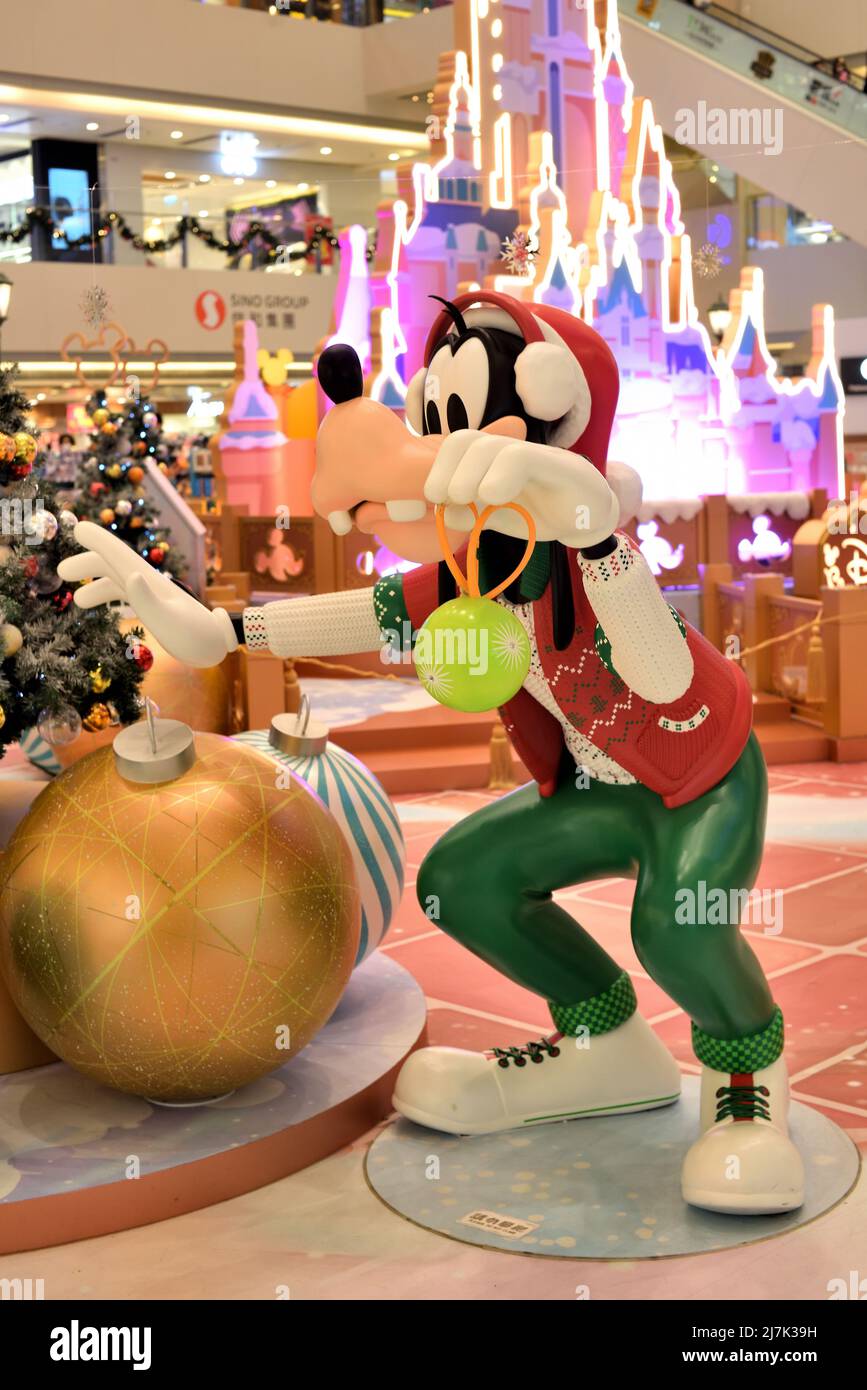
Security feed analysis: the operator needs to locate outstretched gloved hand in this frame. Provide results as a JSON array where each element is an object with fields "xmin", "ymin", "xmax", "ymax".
[{"xmin": 57, "ymin": 521, "xmax": 238, "ymax": 669}]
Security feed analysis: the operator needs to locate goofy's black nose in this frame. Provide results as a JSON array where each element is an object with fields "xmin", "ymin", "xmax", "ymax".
[{"xmin": 317, "ymin": 344, "xmax": 364, "ymax": 404}]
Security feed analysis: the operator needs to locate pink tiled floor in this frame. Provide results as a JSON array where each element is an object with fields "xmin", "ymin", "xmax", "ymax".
[{"xmin": 3, "ymin": 763, "xmax": 864, "ymax": 1301}]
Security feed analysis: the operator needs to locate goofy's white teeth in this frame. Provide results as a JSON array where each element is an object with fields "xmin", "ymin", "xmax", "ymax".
[
  {"xmin": 327, "ymin": 510, "xmax": 353, "ymax": 536},
  {"xmin": 385, "ymin": 500, "xmax": 427, "ymax": 523}
]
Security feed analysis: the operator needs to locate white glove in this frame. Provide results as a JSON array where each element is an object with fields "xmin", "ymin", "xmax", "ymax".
[
  {"xmin": 423, "ymin": 431, "xmax": 619, "ymax": 548},
  {"xmin": 57, "ymin": 521, "xmax": 238, "ymax": 669}
]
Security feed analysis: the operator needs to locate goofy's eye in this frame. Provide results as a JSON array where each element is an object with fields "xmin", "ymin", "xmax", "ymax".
[
  {"xmin": 446, "ymin": 395, "xmax": 469, "ymax": 432},
  {"xmin": 425, "ymin": 399, "xmax": 442, "ymax": 434}
]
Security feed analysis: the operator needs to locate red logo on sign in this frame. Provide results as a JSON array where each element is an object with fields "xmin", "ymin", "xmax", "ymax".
[{"xmin": 195, "ymin": 290, "xmax": 227, "ymax": 331}]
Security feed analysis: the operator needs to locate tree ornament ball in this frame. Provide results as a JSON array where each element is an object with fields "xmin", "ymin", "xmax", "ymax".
[
  {"xmin": 101, "ymin": 422, "xmax": 118, "ymax": 437},
  {"xmin": 147, "ymin": 547, "xmax": 164, "ymax": 565},
  {"xmin": 14, "ymin": 432, "xmax": 37, "ymax": 465},
  {"xmin": 128, "ymin": 465, "xmax": 145, "ymax": 482},
  {"xmin": 0, "ymin": 623, "xmax": 23, "ymax": 657},
  {"xmin": 0, "ymin": 735, "xmax": 360, "ymax": 1101},
  {"xmin": 413, "ymin": 596, "xmax": 531, "ymax": 713},
  {"xmin": 24, "ymin": 509, "xmax": 58, "ymax": 543},
  {"xmin": 115, "ymin": 498, "xmax": 133, "ymax": 517},
  {"xmin": 133, "ymin": 642, "xmax": 154, "ymax": 673},
  {"xmin": 99, "ymin": 507, "xmax": 116, "ymax": 525},
  {"xmin": 92, "ymin": 407, "xmax": 109, "ymax": 426},
  {"xmin": 0, "ymin": 432, "xmax": 15, "ymax": 462},
  {"xmin": 83, "ymin": 702, "xmax": 113, "ymax": 732},
  {"xmin": 107, "ymin": 463, "xmax": 122, "ymax": 479},
  {"xmin": 89, "ymin": 481, "xmax": 106, "ymax": 498},
  {"xmin": 37, "ymin": 705, "xmax": 83, "ymax": 746}
]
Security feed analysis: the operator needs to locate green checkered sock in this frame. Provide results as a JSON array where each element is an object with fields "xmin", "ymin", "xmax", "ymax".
[
  {"xmin": 549, "ymin": 971, "xmax": 637, "ymax": 1038},
  {"xmin": 692, "ymin": 1006, "xmax": 784, "ymax": 1073}
]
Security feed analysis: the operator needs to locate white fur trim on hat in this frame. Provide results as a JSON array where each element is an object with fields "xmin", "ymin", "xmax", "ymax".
[{"xmin": 514, "ymin": 339, "xmax": 590, "ymax": 448}]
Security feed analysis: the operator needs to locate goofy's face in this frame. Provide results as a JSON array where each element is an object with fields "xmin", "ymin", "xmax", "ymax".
[
  {"xmin": 312, "ymin": 302, "xmax": 547, "ymax": 563},
  {"xmin": 409, "ymin": 301, "xmax": 546, "ymax": 447}
]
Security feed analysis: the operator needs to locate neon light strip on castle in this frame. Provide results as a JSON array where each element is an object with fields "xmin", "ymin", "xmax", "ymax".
[{"xmin": 369, "ymin": 0, "xmax": 843, "ymax": 501}]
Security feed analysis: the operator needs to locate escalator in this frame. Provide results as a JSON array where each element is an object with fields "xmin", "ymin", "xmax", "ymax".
[{"xmin": 621, "ymin": 0, "xmax": 867, "ymax": 245}]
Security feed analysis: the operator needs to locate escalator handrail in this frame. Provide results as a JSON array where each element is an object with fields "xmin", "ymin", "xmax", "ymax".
[{"xmin": 696, "ymin": 2, "xmax": 866, "ymax": 91}]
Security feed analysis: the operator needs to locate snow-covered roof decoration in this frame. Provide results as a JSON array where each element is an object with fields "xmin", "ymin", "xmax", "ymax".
[
  {"xmin": 636, "ymin": 499, "xmax": 704, "ymax": 525},
  {"xmin": 728, "ymin": 494, "xmax": 812, "ymax": 520}
]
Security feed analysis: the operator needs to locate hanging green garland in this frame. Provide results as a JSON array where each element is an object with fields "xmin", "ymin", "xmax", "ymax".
[{"xmin": 0, "ymin": 208, "xmax": 376, "ymax": 265}]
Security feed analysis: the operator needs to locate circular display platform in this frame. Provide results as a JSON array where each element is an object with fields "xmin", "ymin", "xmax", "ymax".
[
  {"xmin": 0, "ymin": 954, "xmax": 425, "ymax": 1254},
  {"xmin": 366, "ymin": 1077, "xmax": 859, "ymax": 1259}
]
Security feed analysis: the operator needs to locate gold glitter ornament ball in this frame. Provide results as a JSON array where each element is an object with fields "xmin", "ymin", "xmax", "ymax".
[{"xmin": 0, "ymin": 734, "xmax": 360, "ymax": 1102}]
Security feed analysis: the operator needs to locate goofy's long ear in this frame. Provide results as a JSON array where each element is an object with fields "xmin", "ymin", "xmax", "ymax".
[
  {"xmin": 404, "ymin": 368, "xmax": 427, "ymax": 436},
  {"xmin": 606, "ymin": 460, "xmax": 643, "ymax": 527}
]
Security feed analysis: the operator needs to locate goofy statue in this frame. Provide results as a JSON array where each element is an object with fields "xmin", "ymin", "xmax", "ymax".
[{"xmin": 61, "ymin": 291, "xmax": 803, "ymax": 1216}]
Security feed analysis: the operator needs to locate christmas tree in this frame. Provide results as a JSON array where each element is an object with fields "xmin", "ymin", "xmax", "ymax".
[
  {"xmin": 74, "ymin": 392, "xmax": 184, "ymax": 580},
  {"xmin": 0, "ymin": 367, "xmax": 147, "ymax": 758}
]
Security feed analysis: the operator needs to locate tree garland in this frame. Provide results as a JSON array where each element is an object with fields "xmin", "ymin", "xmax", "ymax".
[{"xmin": 0, "ymin": 207, "xmax": 377, "ymax": 265}]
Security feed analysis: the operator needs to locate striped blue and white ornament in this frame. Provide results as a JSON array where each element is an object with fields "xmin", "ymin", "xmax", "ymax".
[{"xmin": 234, "ymin": 711, "xmax": 405, "ymax": 968}]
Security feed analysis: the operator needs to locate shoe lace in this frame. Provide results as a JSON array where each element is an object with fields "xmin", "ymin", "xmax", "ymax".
[
  {"xmin": 715, "ymin": 1082, "xmax": 771, "ymax": 1122},
  {"xmin": 491, "ymin": 1038, "xmax": 561, "ymax": 1068}
]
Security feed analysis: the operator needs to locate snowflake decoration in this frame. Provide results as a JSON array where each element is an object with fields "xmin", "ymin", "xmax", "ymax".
[
  {"xmin": 501, "ymin": 231, "xmax": 537, "ymax": 276},
  {"xmin": 418, "ymin": 663, "xmax": 454, "ymax": 701},
  {"xmin": 492, "ymin": 622, "xmax": 530, "ymax": 673},
  {"xmin": 80, "ymin": 284, "xmax": 112, "ymax": 329},
  {"xmin": 693, "ymin": 241, "xmax": 724, "ymax": 280}
]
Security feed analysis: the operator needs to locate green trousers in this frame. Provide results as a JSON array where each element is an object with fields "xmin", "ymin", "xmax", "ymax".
[{"xmin": 417, "ymin": 734, "xmax": 780, "ymax": 1062}]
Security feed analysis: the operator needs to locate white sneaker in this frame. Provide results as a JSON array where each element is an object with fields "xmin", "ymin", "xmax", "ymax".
[
  {"xmin": 392, "ymin": 1012, "xmax": 681, "ymax": 1136},
  {"xmin": 681, "ymin": 1057, "xmax": 804, "ymax": 1215}
]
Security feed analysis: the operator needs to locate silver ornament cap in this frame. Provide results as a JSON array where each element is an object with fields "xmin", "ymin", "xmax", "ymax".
[
  {"xmin": 269, "ymin": 696, "xmax": 329, "ymax": 758},
  {"xmin": 113, "ymin": 698, "xmax": 196, "ymax": 784}
]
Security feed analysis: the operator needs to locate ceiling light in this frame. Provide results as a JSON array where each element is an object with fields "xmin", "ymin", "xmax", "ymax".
[
  {"xmin": 170, "ymin": 129, "xmax": 184, "ymax": 140},
  {"xmin": 319, "ymin": 146, "xmax": 332, "ymax": 156},
  {"xmin": 411, "ymin": 94, "xmax": 420, "ymax": 102},
  {"xmin": 297, "ymin": 182, "xmax": 309, "ymax": 191},
  {"xmin": 0, "ymin": 85, "xmax": 430, "ymax": 152},
  {"xmin": 198, "ymin": 173, "xmax": 211, "ymax": 183},
  {"xmin": 85, "ymin": 122, "xmax": 99, "ymax": 131},
  {"xmin": 266, "ymin": 179, "xmax": 277, "ymax": 188},
  {"xmin": 164, "ymin": 170, "xmax": 176, "ymax": 180},
  {"xmin": 233, "ymin": 176, "xmax": 244, "ymax": 185},
  {"xmin": 388, "ymin": 152, "xmax": 399, "ymax": 162},
  {"xmin": 198, "ymin": 209, "xmax": 209, "ymax": 218}
]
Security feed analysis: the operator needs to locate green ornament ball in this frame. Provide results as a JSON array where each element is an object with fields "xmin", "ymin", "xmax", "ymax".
[{"xmin": 413, "ymin": 596, "xmax": 530, "ymax": 713}]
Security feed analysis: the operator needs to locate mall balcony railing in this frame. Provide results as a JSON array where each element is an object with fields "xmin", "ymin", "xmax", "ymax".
[
  {"xmin": 629, "ymin": 0, "xmax": 867, "ymax": 141},
  {"xmin": 191, "ymin": 0, "xmax": 445, "ymax": 23}
]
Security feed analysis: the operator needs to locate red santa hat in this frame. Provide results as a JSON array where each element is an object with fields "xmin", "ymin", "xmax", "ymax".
[{"xmin": 419, "ymin": 291, "xmax": 642, "ymax": 523}]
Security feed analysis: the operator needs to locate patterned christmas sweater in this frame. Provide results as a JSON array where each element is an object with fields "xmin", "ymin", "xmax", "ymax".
[
  {"xmin": 243, "ymin": 533, "xmax": 753, "ymax": 809},
  {"xmin": 372, "ymin": 533, "xmax": 753, "ymax": 808}
]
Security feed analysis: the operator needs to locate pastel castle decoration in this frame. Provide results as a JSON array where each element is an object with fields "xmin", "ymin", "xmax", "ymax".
[
  {"xmin": 215, "ymin": 320, "xmax": 315, "ymax": 517},
  {"xmin": 365, "ymin": 0, "xmax": 843, "ymax": 502}
]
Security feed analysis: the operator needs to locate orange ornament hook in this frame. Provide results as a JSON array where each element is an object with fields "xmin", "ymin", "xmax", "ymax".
[{"xmin": 434, "ymin": 502, "xmax": 537, "ymax": 600}]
